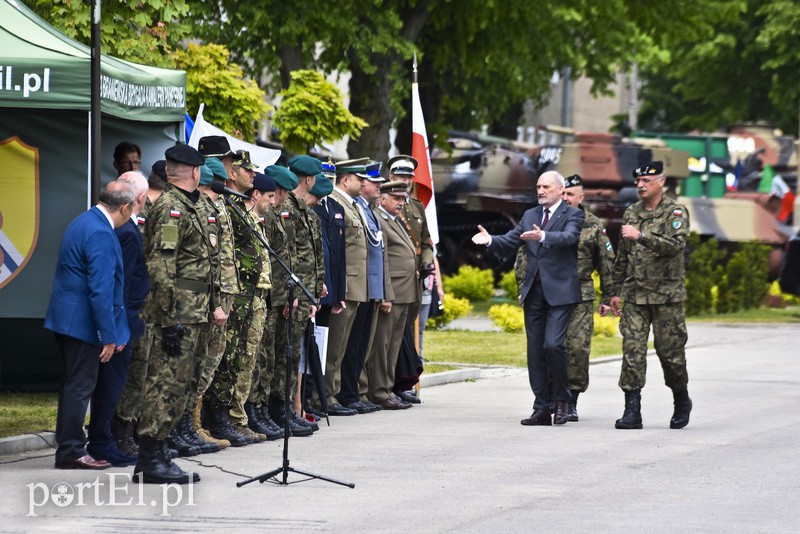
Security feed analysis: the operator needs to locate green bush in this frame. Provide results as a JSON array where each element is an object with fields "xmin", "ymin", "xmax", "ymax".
[
  {"xmin": 685, "ymin": 234, "xmax": 724, "ymax": 316},
  {"xmin": 717, "ymin": 241, "xmax": 770, "ymax": 312},
  {"xmin": 498, "ymin": 270, "xmax": 519, "ymax": 301},
  {"xmin": 442, "ymin": 265, "xmax": 494, "ymax": 301},
  {"xmin": 488, "ymin": 304, "xmax": 524, "ymax": 333},
  {"xmin": 426, "ymin": 294, "xmax": 473, "ymax": 330}
]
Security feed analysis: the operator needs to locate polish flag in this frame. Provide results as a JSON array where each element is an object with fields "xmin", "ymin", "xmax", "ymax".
[{"xmin": 411, "ymin": 74, "xmax": 439, "ymax": 245}]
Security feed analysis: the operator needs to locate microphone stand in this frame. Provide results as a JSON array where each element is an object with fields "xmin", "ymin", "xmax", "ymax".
[{"xmin": 220, "ymin": 194, "xmax": 353, "ymax": 489}]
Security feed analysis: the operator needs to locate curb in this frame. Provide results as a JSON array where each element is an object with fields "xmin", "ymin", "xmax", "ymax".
[
  {"xmin": 0, "ymin": 432, "xmax": 55, "ymax": 457},
  {"xmin": 419, "ymin": 368, "xmax": 481, "ymax": 387}
]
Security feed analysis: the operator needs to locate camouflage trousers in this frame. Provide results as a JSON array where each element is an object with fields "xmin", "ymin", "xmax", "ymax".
[
  {"xmin": 566, "ymin": 300, "xmax": 594, "ymax": 393},
  {"xmin": 137, "ymin": 323, "xmax": 203, "ymax": 439},
  {"xmin": 250, "ymin": 305, "xmax": 279, "ymax": 407},
  {"xmin": 194, "ymin": 293, "xmax": 235, "ymax": 402},
  {"xmin": 205, "ymin": 291, "xmax": 267, "ymax": 413},
  {"xmin": 230, "ymin": 292, "xmax": 269, "ymax": 426},
  {"xmin": 115, "ymin": 325, "xmax": 153, "ymax": 422},
  {"xmin": 619, "ymin": 301, "xmax": 689, "ymax": 392},
  {"xmin": 271, "ymin": 307, "xmax": 305, "ymax": 404}
]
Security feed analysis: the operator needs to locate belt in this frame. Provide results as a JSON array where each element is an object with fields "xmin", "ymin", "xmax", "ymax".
[{"xmin": 176, "ymin": 278, "xmax": 211, "ymax": 293}]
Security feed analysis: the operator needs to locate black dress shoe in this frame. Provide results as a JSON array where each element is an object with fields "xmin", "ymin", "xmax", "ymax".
[
  {"xmin": 361, "ymin": 399, "xmax": 382, "ymax": 411},
  {"xmin": 55, "ymin": 454, "xmax": 111, "ymax": 470},
  {"xmin": 346, "ymin": 400, "xmax": 378, "ymax": 414},
  {"xmin": 327, "ymin": 403, "xmax": 357, "ymax": 416},
  {"xmin": 521, "ymin": 410, "xmax": 552, "ymax": 426},
  {"xmin": 304, "ymin": 404, "xmax": 327, "ymax": 417},
  {"xmin": 553, "ymin": 401, "xmax": 569, "ymax": 425},
  {"xmin": 396, "ymin": 390, "xmax": 421, "ymax": 404}
]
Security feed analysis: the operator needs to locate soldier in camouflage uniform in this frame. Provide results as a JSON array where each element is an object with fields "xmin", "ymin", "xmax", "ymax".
[
  {"xmin": 134, "ymin": 145, "xmax": 221, "ymax": 485},
  {"xmin": 268, "ymin": 156, "xmax": 325, "ymax": 434},
  {"xmin": 609, "ymin": 161, "xmax": 692, "ymax": 430},
  {"xmin": 248, "ymin": 165, "xmax": 303, "ymax": 437},
  {"xmin": 204, "ymin": 171, "xmax": 277, "ymax": 445},
  {"xmin": 513, "ymin": 174, "xmax": 615, "ymax": 422}
]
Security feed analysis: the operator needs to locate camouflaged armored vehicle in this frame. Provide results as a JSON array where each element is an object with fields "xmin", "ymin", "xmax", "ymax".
[{"xmin": 430, "ymin": 130, "xmax": 689, "ymax": 273}]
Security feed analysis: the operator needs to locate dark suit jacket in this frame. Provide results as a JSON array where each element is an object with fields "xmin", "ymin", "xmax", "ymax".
[
  {"xmin": 44, "ymin": 206, "xmax": 129, "ymax": 347},
  {"xmin": 115, "ymin": 218, "xmax": 150, "ymax": 338},
  {"xmin": 489, "ymin": 202, "xmax": 584, "ymax": 306},
  {"xmin": 313, "ymin": 198, "xmax": 347, "ymax": 306}
]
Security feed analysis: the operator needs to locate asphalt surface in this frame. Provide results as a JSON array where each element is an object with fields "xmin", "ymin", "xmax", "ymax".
[{"xmin": 1, "ymin": 323, "xmax": 798, "ymax": 532}]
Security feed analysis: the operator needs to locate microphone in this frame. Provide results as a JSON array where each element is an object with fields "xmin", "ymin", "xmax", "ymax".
[{"xmin": 210, "ymin": 180, "xmax": 249, "ymax": 199}]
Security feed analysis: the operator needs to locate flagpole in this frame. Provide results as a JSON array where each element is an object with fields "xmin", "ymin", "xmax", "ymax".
[{"xmin": 413, "ymin": 53, "xmax": 418, "ymax": 84}]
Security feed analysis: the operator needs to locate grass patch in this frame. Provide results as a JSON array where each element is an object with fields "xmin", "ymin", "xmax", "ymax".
[
  {"xmin": 0, "ymin": 392, "xmax": 58, "ymax": 439},
  {"xmin": 425, "ymin": 330, "xmax": 639, "ymax": 367},
  {"xmin": 688, "ymin": 307, "xmax": 800, "ymax": 323},
  {"xmin": 423, "ymin": 363, "xmax": 460, "ymax": 374}
]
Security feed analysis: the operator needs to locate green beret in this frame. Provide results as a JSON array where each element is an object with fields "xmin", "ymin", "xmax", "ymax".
[
  {"xmin": 199, "ymin": 164, "xmax": 214, "ymax": 186},
  {"xmin": 204, "ymin": 157, "xmax": 228, "ymax": 181},
  {"xmin": 265, "ymin": 165, "xmax": 299, "ymax": 191},
  {"xmin": 310, "ymin": 174, "xmax": 333, "ymax": 197},
  {"xmin": 288, "ymin": 155, "xmax": 323, "ymax": 177}
]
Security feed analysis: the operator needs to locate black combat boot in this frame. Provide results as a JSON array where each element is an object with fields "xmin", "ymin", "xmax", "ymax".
[
  {"xmin": 257, "ymin": 404, "xmax": 286, "ymax": 439},
  {"xmin": 204, "ymin": 404, "xmax": 252, "ymax": 447},
  {"xmin": 568, "ymin": 391, "xmax": 580, "ymax": 422},
  {"xmin": 245, "ymin": 402, "xmax": 283, "ymax": 441},
  {"xmin": 112, "ymin": 415, "xmax": 139, "ymax": 456},
  {"xmin": 168, "ymin": 424, "xmax": 201, "ymax": 457},
  {"xmin": 178, "ymin": 412, "xmax": 220, "ymax": 454},
  {"xmin": 615, "ymin": 389, "xmax": 643, "ymax": 429},
  {"xmin": 670, "ymin": 388, "xmax": 692, "ymax": 429},
  {"xmin": 133, "ymin": 437, "xmax": 198, "ymax": 484},
  {"xmin": 269, "ymin": 397, "xmax": 312, "ymax": 437}
]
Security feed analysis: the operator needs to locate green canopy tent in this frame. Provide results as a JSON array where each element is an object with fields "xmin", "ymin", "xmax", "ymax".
[{"xmin": 0, "ymin": 0, "xmax": 186, "ymax": 390}]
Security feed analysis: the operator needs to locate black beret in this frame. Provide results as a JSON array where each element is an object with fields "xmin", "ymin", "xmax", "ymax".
[
  {"xmin": 564, "ymin": 174, "xmax": 583, "ymax": 188},
  {"xmin": 165, "ymin": 144, "xmax": 205, "ymax": 167},
  {"xmin": 198, "ymin": 135, "xmax": 233, "ymax": 158},
  {"xmin": 252, "ymin": 172, "xmax": 277, "ymax": 192},
  {"xmin": 151, "ymin": 160, "xmax": 167, "ymax": 180},
  {"xmin": 633, "ymin": 161, "xmax": 664, "ymax": 178}
]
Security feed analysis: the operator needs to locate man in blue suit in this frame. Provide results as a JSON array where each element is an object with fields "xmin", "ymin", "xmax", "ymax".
[
  {"xmin": 45, "ymin": 181, "xmax": 133, "ymax": 469},
  {"xmin": 473, "ymin": 171, "xmax": 583, "ymax": 426},
  {"xmin": 86, "ymin": 172, "xmax": 151, "ymax": 466}
]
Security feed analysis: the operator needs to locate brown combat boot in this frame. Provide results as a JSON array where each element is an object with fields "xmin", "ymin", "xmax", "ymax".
[
  {"xmin": 234, "ymin": 423, "xmax": 267, "ymax": 443},
  {"xmin": 193, "ymin": 398, "xmax": 231, "ymax": 449}
]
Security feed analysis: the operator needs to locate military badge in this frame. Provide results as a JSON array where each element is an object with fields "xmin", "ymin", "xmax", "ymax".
[
  {"xmin": 137, "ymin": 216, "xmax": 146, "ymax": 226},
  {"xmin": 0, "ymin": 137, "xmax": 39, "ymax": 290},
  {"xmin": 209, "ymin": 233, "xmax": 218, "ymax": 248},
  {"xmin": 170, "ymin": 210, "xmax": 181, "ymax": 218},
  {"xmin": 207, "ymin": 216, "xmax": 216, "ymax": 224},
  {"xmin": 606, "ymin": 242, "xmax": 613, "ymax": 251},
  {"xmin": 673, "ymin": 209, "xmax": 682, "ymax": 216},
  {"xmin": 672, "ymin": 221, "xmax": 682, "ymax": 229},
  {"xmin": 602, "ymin": 228, "xmax": 607, "ymax": 235},
  {"xmin": 281, "ymin": 211, "xmax": 290, "ymax": 219},
  {"xmin": 334, "ymin": 213, "xmax": 343, "ymax": 220}
]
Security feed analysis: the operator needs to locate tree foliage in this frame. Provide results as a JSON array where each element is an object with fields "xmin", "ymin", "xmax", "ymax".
[
  {"xmin": 174, "ymin": 44, "xmax": 271, "ymax": 142},
  {"xmin": 272, "ymin": 70, "xmax": 368, "ymax": 154},
  {"xmin": 25, "ymin": 0, "xmax": 191, "ymax": 68}
]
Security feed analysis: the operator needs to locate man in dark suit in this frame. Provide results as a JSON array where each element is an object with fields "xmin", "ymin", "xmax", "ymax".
[
  {"xmin": 312, "ymin": 160, "xmax": 346, "ymax": 328},
  {"xmin": 472, "ymin": 171, "xmax": 583, "ymax": 425},
  {"xmin": 45, "ymin": 181, "xmax": 133, "ymax": 469},
  {"xmin": 86, "ymin": 172, "xmax": 151, "ymax": 466}
]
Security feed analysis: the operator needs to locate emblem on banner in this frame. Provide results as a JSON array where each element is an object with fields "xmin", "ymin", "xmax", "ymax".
[{"xmin": 0, "ymin": 136, "xmax": 40, "ymax": 290}]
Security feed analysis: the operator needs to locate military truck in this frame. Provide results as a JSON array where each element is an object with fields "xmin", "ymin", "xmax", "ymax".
[{"xmin": 430, "ymin": 129, "xmax": 689, "ymax": 274}]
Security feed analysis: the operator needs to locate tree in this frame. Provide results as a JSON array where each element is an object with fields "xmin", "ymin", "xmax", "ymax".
[
  {"xmin": 25, "ymin": 0, "xmax": 191, "ymax": 68},
  {"xmin": 174, "ymin": 44, "xmax": 271, "ymax": 141},
  {"xmin": 272, "ymin": 70, "xmax": 368, "ymax": 153}
]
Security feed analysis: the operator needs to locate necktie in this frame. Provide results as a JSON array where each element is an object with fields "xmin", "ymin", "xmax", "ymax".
[{"xmin": 542, "ymin": 208, "xmax": 550, "ymax": 228}]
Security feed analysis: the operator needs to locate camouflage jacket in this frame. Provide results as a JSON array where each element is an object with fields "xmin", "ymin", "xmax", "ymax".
[
  {"xmin": 278, "ymin": 192, "xmax": 325, "ymax": 299},
  {"xmin": 142, "ymin": 182, "xmax": 220, "ymax": 326},
  {"xmin": 264, "ymin": 206, "xmax": 291, "ymax": 305},
  {"xmin": 227, "ymin": 199, "xmax": 271, "ymax": 292},
  {"xmin": 513, "ymin": 208, "xmax": 614, "ymax": 303},
  {"xmin": 612, "ymin": 197, "xmax": 689, "ymax": 304},
  {"xmin": 400, "ymin": 197, "xmax": 434, "ymax": 266},
  {"xmin": 212, "ymin": 195, "xmax": 241, "ymax": 297}
]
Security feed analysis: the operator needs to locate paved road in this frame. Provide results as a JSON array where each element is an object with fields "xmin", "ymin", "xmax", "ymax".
[{"xmin": 1, "ymin": 323, "xmax": 798, "ymax": 532}]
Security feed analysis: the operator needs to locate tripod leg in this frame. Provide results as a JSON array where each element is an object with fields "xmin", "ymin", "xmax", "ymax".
[
  {"xmin": 288, "ymin": 467, "xmax": 355, "ymax": 489},
  {"xmin": 236, "ymin": 466, "xmax": 284, "ymax": 487}
]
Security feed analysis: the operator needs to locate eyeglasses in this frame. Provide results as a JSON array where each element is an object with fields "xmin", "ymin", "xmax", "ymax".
[{"xmin": 633, "ymin": 176, "xmax": 663, "ymax": 185}]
